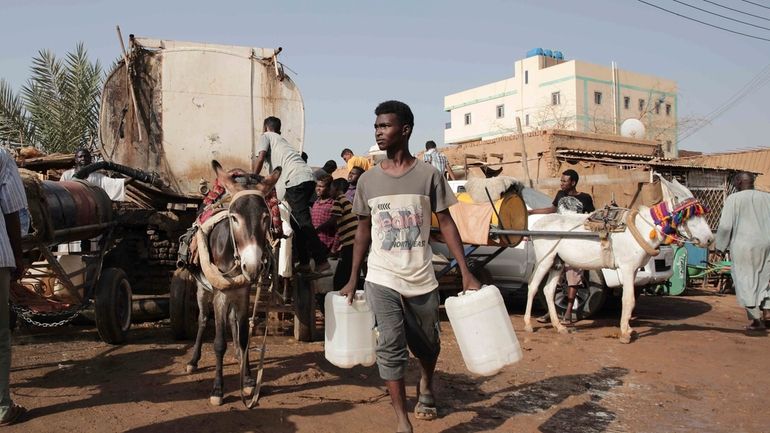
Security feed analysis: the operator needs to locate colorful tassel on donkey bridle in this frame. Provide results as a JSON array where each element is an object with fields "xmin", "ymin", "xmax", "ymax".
[{"xmin": 649, "ymin": 198, "xmax": 708, "ymax": 245}]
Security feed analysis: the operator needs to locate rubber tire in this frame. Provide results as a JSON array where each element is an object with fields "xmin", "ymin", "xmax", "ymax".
[
  {"xmin": 94, "ymin": 267, "xmax": 132, "ymax": 344},
  {"xmin": 170, "ymin": 268, "xmax": 199, "ymax": 340},
  {"xmin": 538, "ymin": 272, "xmax": 608, "ymax": 321},
  {"xmin": 293, "ymin": 276, "xmax": 315, "ymax": 342}
]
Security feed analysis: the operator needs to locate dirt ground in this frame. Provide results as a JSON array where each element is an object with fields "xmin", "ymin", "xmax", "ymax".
[{"xmin": 5, "ymin": 286, "xmax": 770, "ymax": 433}]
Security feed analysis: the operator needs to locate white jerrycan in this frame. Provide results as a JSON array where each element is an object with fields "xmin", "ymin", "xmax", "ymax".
[
  {"xmin": 444, "ymin": 285, "xmax": 523, "ymax": 376},
  {"xmin": 324, "ymin": 291, "xmax": 376, "ymax": 368}
]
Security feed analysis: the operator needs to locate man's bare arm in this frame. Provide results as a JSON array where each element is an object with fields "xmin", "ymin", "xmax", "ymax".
[
  {"xmin": 252, "ymin": 150, "xmax": 267, "ymax": 175},
  {"xmin": 339, "ymin": 215, "xmax": 372, "ymax": 303},
  {"xmin": 436, "ymin": 210, "xmax": 480, "ymax": 291}
]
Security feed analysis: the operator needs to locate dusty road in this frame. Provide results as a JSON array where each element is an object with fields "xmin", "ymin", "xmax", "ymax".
[{"xmin": 5, "ymin": 287, "xmax": 769, "ymax": 433}]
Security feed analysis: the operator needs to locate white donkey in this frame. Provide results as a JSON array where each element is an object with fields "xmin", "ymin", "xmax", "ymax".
[{"xmin": 523, "ymin": 175, "xmax": 714, "ymax": 343}]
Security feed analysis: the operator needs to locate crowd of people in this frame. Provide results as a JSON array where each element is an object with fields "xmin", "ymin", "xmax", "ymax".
[{"xmin": 2, "ymin": 101, "xmax": 769, "ymax": 431}]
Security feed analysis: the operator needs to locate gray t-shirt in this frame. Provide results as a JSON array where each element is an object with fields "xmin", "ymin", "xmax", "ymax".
[
  {"xmin": 353, "ymin": 159, "xmax": 457, "ymax": 297},
  {"xmin": 257, "ymin": 131, "xmax": 314, "ymax": 198}
]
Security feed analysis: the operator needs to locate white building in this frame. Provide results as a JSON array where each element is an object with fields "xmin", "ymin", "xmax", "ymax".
[{"xmin": 444, "ymin": 49, "xmax": 679, "ymax": 157}]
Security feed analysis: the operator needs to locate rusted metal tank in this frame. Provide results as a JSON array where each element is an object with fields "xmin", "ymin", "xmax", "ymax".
[
  {"xmin": 21, "ymin": 170, "xmax": 113, "ymax": 246},
  {"xmin": 99, "ymin": 36, "xmax": 305, "ymax": 199}
]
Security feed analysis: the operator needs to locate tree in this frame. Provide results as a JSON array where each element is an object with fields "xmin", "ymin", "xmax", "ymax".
[{"xmin": 0, "ymin": 43, "xmax": 103, "ymax": 153}]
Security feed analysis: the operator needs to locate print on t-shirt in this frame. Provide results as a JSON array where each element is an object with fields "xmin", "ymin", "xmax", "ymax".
[{"xmin": 374, "ymin": 203, "xmax": 425, "ymax": 251}]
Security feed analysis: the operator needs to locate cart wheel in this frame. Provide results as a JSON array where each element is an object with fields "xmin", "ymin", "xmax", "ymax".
[
  {"xmin": 293, "ymin": 277, "xmax": 315, "ymax": 342},
  {"xmin": 95, "ymin": 267, "xmax": 132, "ymax": 344},
  {"xmin": 170, "ymin": 268, "xmax": 199, "ymax": 340},
  {"xmin": 538, "ymin": 273, "xmax": 607, "ymax": 321}
]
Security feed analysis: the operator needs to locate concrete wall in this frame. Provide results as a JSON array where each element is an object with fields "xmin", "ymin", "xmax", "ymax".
[{"xmin": 441, "ymin": 130, "xmax": 662, "ymax": 208}]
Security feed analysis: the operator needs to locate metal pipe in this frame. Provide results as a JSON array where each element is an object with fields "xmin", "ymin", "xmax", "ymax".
[
  {"xmin": 430, "ymin": 227, "xmax": 600, "ymax": 238},
  {"xmin": 491, "ymin": 229, "xmax": 600, "ymax": 238},
  {"xmin": 51, "ymin": 222, "xmax": 118, "ymax": 238}
]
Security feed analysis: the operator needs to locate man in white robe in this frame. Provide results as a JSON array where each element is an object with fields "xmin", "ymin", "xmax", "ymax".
[{"xmin": 715, "ymin": 172, "xmax": 770, "ymax": 331}]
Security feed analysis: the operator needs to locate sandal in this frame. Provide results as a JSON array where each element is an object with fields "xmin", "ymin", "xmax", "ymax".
[
  {"xmin": 535, "ymin": 313, "xmax": 550, "ymax": 324},
  {"xmin": 414, "ymin": 394, "xmax": 438, "ymax": 421},
  {"xmin": 0, "ymin": 403, "xmax": 26, "ymax": 426},
  {"xmin": 745, "ymin": 320, "xmax": 765, "ymax": 332}
]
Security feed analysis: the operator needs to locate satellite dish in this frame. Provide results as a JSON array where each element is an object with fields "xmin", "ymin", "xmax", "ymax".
[{"xmin": 620, "ymin": 118, "xmax": 646, "ymax": 138}]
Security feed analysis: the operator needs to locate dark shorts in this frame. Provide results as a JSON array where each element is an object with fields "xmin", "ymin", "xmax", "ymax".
[{"xmin": 364, "ymin": 281, "xmax": 440, "ymax": 381}]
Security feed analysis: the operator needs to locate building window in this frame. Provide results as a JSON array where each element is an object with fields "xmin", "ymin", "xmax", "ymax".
[
  {"xmin": 638, "ymin": 98, "xmax": 645, "ymax": 112},
  {"xmin": 445, "ymin": 122, "xmax": 451, "ymax": 129},
  {"xmin": 551, "ymin": 91, "xmax": 561, "ymax": 105},
  {"xmin": 464, "ymin": 113, "xmax": 471, "ymax": 125},
  {"xmin": 623, "ymin": 96, "xmax": 630, "ymax": 110},
  {"xmin": 666, "ymin": 140, "xmax": 672, "ymax": 153},
  {"xmin": 665, "ymin": 103, "xmax": 671, "ymax": 116},
  {"xmin": 525, "ymin": 70, "xmax": 529, "ymax": 84},
  {"xmin": 654, "ymin": 102, "xmax": 661, "ymax": 115},
  {"xmin": 525, "ymin": 114, "xmax": 530, "ymax": 126},
  {"xmin": 496, "ymin": 104, "xmax": 504, "ymax": 119},
  {"xmin": 594, "ymin": 91, "xmax": 602, "ymax": 105}
]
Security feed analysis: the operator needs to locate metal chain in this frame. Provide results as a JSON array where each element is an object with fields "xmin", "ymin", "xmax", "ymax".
[{"xmin": 11, "ymin": 301, "xmax": 91, "ymax": 328}]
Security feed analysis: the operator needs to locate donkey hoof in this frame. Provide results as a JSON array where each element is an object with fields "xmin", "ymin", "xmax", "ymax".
[
  {"xmin": 243, "ymin": 386, "xmax": 255, "ymax": 396},
  {"xmin": 209, "ymin": 396, "xmax": 223, "ymax": 406},
  {"xmin": 619, "ymin": 330, "xmax": 636, "ymax": 344},
  {"xmin": 557, "ymin": 326, "xmax": 571, "ymax": 335},
  {"xmin": 185, "ymin": 364, "xmax": 197, "ymax": 374},
  {"xmin": 524, "ymin": 325, "xmax": 534, "ymax": 333}
]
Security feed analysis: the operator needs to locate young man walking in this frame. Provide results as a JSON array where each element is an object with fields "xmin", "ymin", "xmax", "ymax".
[
  {"xmin": 340, "ymin": 101, "xmax": 480, "ymax": 433},
  {"xmin": 252, "ymin": 116, "xmax": 330, "ymax": 273}
]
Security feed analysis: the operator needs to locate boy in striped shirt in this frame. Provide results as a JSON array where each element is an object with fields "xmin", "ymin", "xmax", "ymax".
[{"xmin": 331, "ymin": 178, "xmax": 356, "ymax": 291}]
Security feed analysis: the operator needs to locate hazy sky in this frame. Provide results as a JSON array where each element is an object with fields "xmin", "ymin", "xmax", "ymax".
[{"xmin": 2, "ymin": 0, "xmax": 769, "ymax": 165}]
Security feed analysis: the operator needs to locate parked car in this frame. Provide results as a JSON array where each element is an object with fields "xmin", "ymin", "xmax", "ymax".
[{"xmin": 431, "ymin": 181, "xmax": 674, "ymax": 319}]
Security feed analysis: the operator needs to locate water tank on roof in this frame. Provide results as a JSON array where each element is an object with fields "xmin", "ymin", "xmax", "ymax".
[
  {"xmin": 554, "ymin": 51, "xmax": 564, "ymax": 60},
  {"xmin": 543, "ymin": 49, "xmax": 553, "ymax": 57},
  {"xmin": 526, "ymin": 48, "xmax": 544, "ymax": 58}
]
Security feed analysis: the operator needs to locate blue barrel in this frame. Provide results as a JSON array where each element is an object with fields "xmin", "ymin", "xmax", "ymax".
[{"xmin": 526, "ymin": 48, "xmax": 544, "ymax": 57}]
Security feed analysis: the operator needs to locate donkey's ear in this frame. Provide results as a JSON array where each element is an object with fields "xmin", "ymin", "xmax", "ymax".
[{"xmin": 212, "ymin": 160, "xmax": 238, "ymax": 192}]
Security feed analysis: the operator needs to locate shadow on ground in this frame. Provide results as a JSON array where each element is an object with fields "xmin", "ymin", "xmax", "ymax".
[{"xmin": 437, "ymin": 366, "xmax": 628, "ymax": 433}]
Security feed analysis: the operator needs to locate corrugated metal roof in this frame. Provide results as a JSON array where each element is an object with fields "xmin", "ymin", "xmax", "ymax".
[
  {"xmin": 674, "ymin": 148, "xmax": 770, "ymax": 191},
  {"xmin": 555, "ymin": 149, "xmax": 654, "ymax": 160}
]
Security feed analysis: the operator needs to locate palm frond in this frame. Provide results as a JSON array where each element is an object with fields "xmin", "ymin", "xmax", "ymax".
[{"xmin": 0, "ymin": 79, "xmax": 34, "ymax": 145}]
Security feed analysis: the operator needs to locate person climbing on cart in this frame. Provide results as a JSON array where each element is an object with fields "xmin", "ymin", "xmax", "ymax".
[
  {"xmin": 253, "ymin": 116, "xmax": 330, "ymax": 275},
  {"xmin": 529, "ymin": 169, "xmax": 595, "ymax": 325}
]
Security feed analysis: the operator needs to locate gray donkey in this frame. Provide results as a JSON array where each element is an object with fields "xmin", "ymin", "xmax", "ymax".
[{"xmin": 185, "ymin": 160, "xmax": 281, "ymax": 406}]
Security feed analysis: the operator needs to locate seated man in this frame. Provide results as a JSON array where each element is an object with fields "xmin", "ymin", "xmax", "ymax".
[
  {"xmin": 529, "ymin": 169, "xmax": 594, "ymax": 324},
  {"xmin": 60, "ymin": 148, "xmax": 125, "ymax": 202}
]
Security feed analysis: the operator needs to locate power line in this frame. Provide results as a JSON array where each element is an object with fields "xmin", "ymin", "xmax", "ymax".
[
  {"xmin": 636, "ymin": 0, "xmax": 770, "ymax": 42},
  {"xmin": 678, "ymin": 63, "xmax": 770, "ymax": 142},
  {"xmin": 672, "ymin": 0, "xmax": 770, "ymax": 31},
  {"xmin": 701, "ymin": 0, "xmax": 770, "ymax": 22},
  {"xmin": 740, "ymin": 0, "xmax": 770, "ymax": 11}
]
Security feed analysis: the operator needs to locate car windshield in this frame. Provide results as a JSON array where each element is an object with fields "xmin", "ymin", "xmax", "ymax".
[
  {"xmin": 521, "ymin": 187, "xmax": 552, "ymax": 209},
  {"xmin": 450, "ymin": 180, "xmax": 553, "ymax": 209}
]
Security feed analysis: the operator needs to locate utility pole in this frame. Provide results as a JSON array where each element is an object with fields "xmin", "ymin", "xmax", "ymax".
[{"xmin": 516, "ymin": 117, "xmax": 533, "ymax": 188}]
